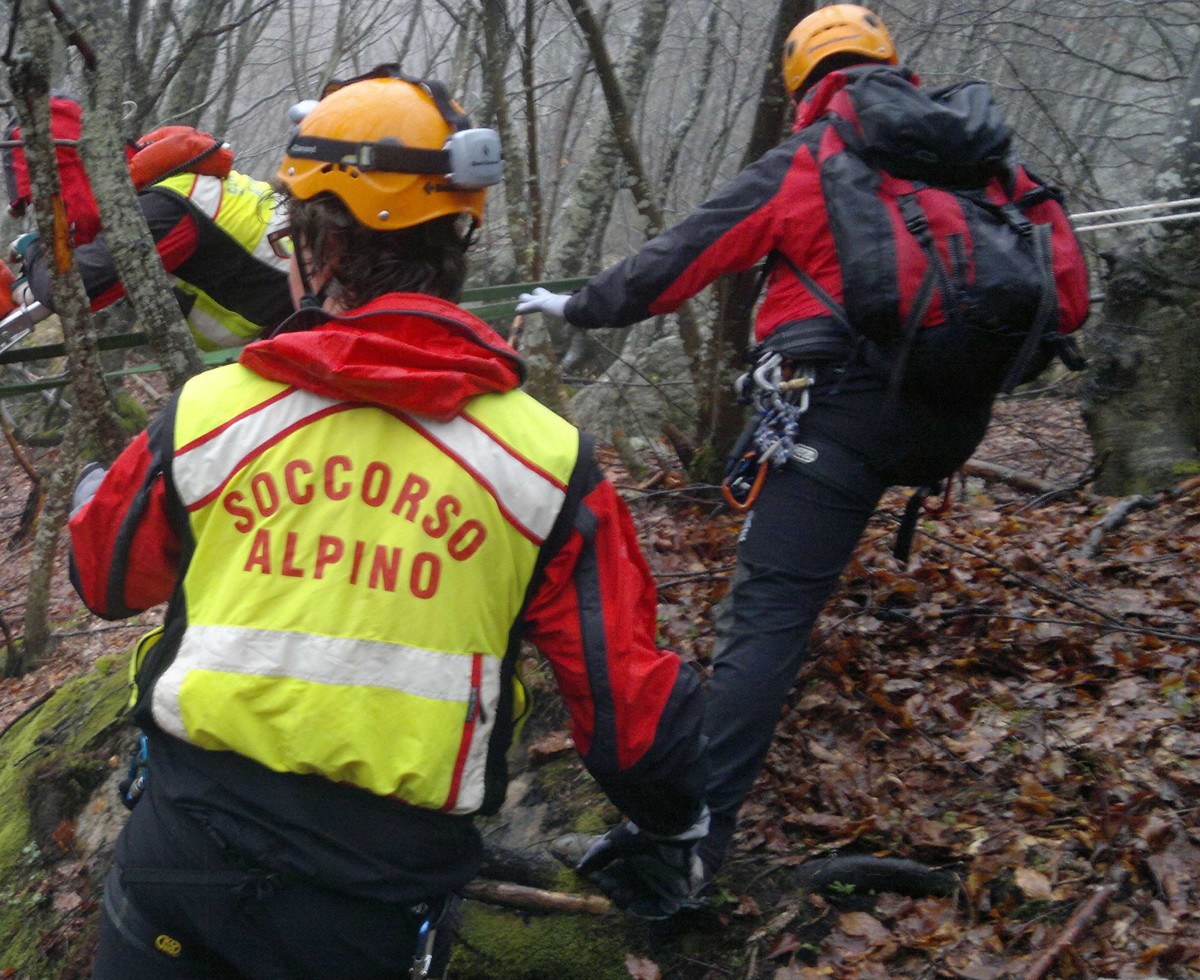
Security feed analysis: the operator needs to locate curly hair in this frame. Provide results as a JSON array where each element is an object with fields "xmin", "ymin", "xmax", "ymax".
[{"xmin": 284, "ymin": 191, "xmax": 470, "ymax": 307}]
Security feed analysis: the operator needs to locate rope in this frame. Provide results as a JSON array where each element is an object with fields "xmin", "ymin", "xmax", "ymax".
[
  {"xmin": 1070, "ymin": 195, "xmax": 1200, "ymax": 234},
  {"xmin": 1075, "ymin": 209, "xmax": 1200, "ymax": 232},
  {"xmin": 1070, "ymin": 196, "xmax": 1200, "ymax": 221}
]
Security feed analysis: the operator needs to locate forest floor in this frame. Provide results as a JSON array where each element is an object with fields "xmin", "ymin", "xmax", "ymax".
[{"xmin": 1, "ymin": 379, "xmax": 1198, "ymax": 979}]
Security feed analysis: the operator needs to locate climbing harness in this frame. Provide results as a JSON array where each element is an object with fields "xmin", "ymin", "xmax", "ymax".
[{"xmin": 721, "ymin": 350, "xmax": 815, "ymax": 513}]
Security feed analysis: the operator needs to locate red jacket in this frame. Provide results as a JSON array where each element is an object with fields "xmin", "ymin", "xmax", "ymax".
[
  {"xmin": 563, "ymin": 66, "xmax": 1087, "ymax": 353},
  {"xmin": 563, "ymin": 70, "xmax": 870, "ymax": 343},
  {"xmin": 69, "ymin": 295, "xmax": 706, "ymax": 899}
]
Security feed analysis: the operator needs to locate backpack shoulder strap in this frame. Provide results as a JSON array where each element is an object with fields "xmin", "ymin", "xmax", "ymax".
[
  {"xmin": 999, "ymin": 216, "xmax": 1059, "ymax": 392},
  {"xmin": 775, "ymin": 251, "xmax": 851, "ymax": 332}
]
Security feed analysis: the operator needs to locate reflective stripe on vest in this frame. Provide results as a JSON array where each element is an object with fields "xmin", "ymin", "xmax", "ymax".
[
  {"xmin": 163, "ymin": 365, "xmax": 579, "ymax": 813},
  {"xmin": 155, "ymin": 172, "xmax": 290, "ymax": 350}
]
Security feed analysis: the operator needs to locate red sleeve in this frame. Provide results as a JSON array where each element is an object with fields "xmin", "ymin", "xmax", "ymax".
[
  {"xmin": 523, "ymin": 477, "xmax": 706, "ymax": 835},
  {"xmin": 68, "ymin": 421, "xmax": 182, "ymax": 618},
  {"xmin": 524, "ymin": 479, "xmax": 676, "ymax": 764},
  {"xmin": 563, "ymin": 136, "xmax": 805, "ymax": 329},
  {"xmin": 50, "ymin": 193, "xmax": 200, "ymax": 312}
]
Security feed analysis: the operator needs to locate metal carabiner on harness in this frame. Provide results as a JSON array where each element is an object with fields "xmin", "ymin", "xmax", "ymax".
[
  {"xmin": 410, "ymin": 914, "xmax": 436, "ymax": 980},
  {"xmin": 779, "ymin": 367, "xmax": 814, "ymax": 413},
  {"xmin": 751, "ymin": 351, "xmax": 785, "ymax": 412},
  {"xmin": 721, "ymin": 358, "xmax": 817, "ymax": 513},
  {"xmin": 721, "ymin": 450, "xmax": 769, "ymax": 513},
  {"xmin": 120, "ymin": 733, "xmax": 150, "ymax": 810}
]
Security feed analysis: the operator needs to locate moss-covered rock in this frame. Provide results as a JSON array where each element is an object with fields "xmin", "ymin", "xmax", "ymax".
[{"xmin": 0, "ymin": 653, "xmax": 131, "ymax": 978}]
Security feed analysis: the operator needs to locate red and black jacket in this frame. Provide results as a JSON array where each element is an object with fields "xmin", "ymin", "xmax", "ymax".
[
  {"xmin": 563, "ymin": 65, "xmax": 1084, "ymax": 365},
  {"xmin": 561, "ymin": 69, "xmax": 882, "ymax": 346},
  {"xmin": 25, "ymin": 180, "xmax": 292, "ymax": 334}
]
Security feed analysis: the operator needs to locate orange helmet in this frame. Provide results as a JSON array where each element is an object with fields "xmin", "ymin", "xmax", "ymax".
[
  {"xmin": 126, "ymin": 126, "xmax": 233, "ymax": 189},
  {"xmin": 782, "ymin": 4, "xmax": 898, "ymax": 98},
  {"xmin": 278, "ymin": 72, "xmax": 501, "ymax": 231}
]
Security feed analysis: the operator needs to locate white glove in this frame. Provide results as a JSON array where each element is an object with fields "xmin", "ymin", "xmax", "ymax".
[{"xmin": 515, "ymin": 287, "xmax": 571, "ymax": 321}]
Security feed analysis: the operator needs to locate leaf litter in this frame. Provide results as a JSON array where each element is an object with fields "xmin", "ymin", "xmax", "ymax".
[{"xmin": 1, "ymin": 391, "xmax": 1198, "ymax": 978}]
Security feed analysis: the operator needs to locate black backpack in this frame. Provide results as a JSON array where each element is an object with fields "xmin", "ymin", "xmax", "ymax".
[{"xmin": 789, "ymin": 67, "xmax": 1090, "ymax": 404}]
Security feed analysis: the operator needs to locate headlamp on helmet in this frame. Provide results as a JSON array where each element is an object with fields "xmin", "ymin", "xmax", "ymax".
[{"xmin": 284, "ymin": 120, "xmax": 502, "ymax": 192}]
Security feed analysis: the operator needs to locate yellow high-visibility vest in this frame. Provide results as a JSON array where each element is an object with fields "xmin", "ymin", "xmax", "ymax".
[
  {"xmin": 153, "ymin": 363, "xmax": 580, "ymax": 814},
  {"xmin": 154, "ymin": 172, "xmax": 290, "ymax": 350}
]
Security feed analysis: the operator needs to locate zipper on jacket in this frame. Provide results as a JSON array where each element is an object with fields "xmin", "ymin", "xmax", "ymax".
[{"xmin": 441, "ymin": 653, "xmax": 485, "ymax": 813}]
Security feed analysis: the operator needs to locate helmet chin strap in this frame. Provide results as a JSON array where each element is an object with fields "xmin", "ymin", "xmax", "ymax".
[
  {"xmin": 296, "ymin": 250, "xmax": 330, "ymax": 310},
  {"xmin": 268, "ymin": 246, "xmax": 335, "ymax": 337}
]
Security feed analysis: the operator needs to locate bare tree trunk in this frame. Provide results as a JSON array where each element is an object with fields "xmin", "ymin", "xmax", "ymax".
[
  {"xmin": 212, "ymin": 1, "xmax": 281, "ymax": 135},
  {"xmin": 555, "ymin": 0, "xmax": 669, "ymax": 275},
  {"xmin": 78, "ymin": 0, "xmax": 205, "ymax": 390},
  {"xmin": 519, "ymin": 0, "xmax": 544, "ymax": 280},
  {"xmin": 655, "ymin": 7, "xmax": 719, "ymax": 208},
  {"xmin": 479, "ymin": 0, "xmax": 534, "ymax": 281},
  {"xmin": 562, "ymin": 0, "xmax": 703, "ymax": 376},
  {"xmin": 13, "ymin": 413, "xmax": 82, "ymax": 675},
  {"xmin": 698, "ymin": 0, "xmax": 812, "ymax": 476},
  {"xmin": 1082, "ymin": 54, "xmax": 1200, "ymax": 493},
  {"xmin": 158, "ymin": 0, "xmax": 232, "ymax": 125},
  {"xmin": 2, "ymin": 8, "xmax": 121, "ymax": 671}
]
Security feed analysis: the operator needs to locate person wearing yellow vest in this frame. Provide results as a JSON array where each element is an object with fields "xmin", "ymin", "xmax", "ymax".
[
  {"xmin": 21, "ymin": 121, "xmax": 293, "ymax": 350},
  {"xmin": 70, "ymin": 67, "xmax": 708, "ymax": 979}
]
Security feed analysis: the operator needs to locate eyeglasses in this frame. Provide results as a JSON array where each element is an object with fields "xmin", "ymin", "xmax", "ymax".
[{"xmin": 268, "ymin": 225, "xmax": 294, "ymax": 260}]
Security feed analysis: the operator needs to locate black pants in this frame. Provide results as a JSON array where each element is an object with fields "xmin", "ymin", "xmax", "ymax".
[
  {"xmin": 697, "ymin": 365, "xmax": 990, "ymax": 873},
  {"xmin": 92, "ymin": 791, "xmax": 451, "ymax": 979}
]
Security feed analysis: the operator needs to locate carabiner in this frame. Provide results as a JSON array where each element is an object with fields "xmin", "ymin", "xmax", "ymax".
[
  {"xmin": 410, "ymin": 916, "xmax": 435, "ymax": 980},
  {"xmin": 751, "ymin": 351, "xmax": 783, "ymax": 392},
  {"xmin": 721, "ymin": 451, "xmax": 768, "ymax": 513}
]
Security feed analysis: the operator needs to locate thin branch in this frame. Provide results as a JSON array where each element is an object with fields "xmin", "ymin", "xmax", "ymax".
[
  {"xmin": 1022, "ymin": 867, "xmax": 1128, "ymax": 980},
  {"xmin": 1078, "ymin": 494, "xmax": 1159, "ymax": 560},
  {"xmin": 876, "ymin": 511, "xmax": 1200, "ymax": 646}
]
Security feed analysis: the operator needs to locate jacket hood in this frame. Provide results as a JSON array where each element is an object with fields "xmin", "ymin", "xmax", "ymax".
[
  {"xmin": 238, "ymin": 293, "xmax": 524, "ymax": 421},
  {"xmin": 796, "ymin": 64, "xmax": 1013, "ymax": 183}
]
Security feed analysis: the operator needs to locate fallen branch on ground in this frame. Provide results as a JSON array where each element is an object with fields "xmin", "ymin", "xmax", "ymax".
[
  {"xmin": 461, "ymin": 879, "xmax": 612, "ymax": 915},
  {"xmin": 962, "ymin": 459, "xmax": 1063, "ymax": 497},
  {"xmin": 793, "ymin": 855, "xmax": 961, "ymax": 898},
  {"xmin": 479, "ymin": 842, "xmax": 561, "ymax": 889},
  {"xmin": 1022, "ymin": 867, "xmax": 1128, "ymax": 980},
  {"xmin": 1078, "ymin": 494, "xmax": 1159, "ymax": 559}
]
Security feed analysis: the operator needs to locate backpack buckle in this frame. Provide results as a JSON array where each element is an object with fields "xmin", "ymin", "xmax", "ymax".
[
  {"xmin": 897, "ymin": 194, "xmax": 931, "ymax": 240},
  {"xmin": 1000, "ymin": 203, "xmax": 1034, "ymax": 237}
]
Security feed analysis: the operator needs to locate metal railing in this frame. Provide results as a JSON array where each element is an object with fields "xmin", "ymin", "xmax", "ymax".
[{"xmin": 0, "ymin": 278, "xmax": 590, "ymax": 401}]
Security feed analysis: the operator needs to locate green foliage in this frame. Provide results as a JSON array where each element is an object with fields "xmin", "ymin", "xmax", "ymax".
[{"xmin": 572, "ymin": 808, "xmax": 613, "ymax": 837}]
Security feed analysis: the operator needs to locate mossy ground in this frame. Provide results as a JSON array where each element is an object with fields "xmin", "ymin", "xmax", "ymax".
[
  {"xmin": 0, "ymin": 653, "xmax": 130, "ymax": 978},
  {"xmin": 450, "ymin": 901, "xmax": 630, "ymax": 979}
]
